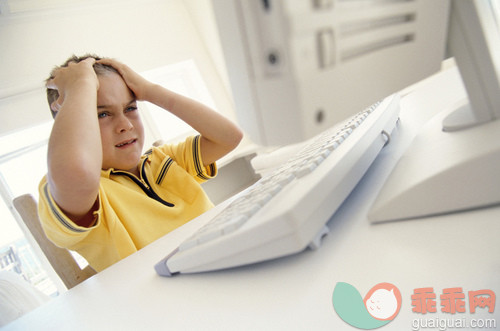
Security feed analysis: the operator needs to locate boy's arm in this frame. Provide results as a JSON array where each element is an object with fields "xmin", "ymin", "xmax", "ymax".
[
  {"xmin": 148, "ymin": 86, "xmax": 244, "ymax": 166},
  {"xmin": 45, "ymin": 58, "xmax": 102, "ymax": 227},
  {"xmin": 98, "ymin": 59, "xmax": 243, "ymax": 166}
]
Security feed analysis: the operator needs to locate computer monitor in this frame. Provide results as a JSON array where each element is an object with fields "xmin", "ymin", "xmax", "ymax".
[
  {"xmin": 369, "ymin": 0, "xmax": 500, "ymax": 222},
  {"xmin": 443, "ymin": 0, "xmax": 500, "ymax": 131},
  {"xmin": 212, "ymin": 0, "xmax": 449, "ymax": 146}
]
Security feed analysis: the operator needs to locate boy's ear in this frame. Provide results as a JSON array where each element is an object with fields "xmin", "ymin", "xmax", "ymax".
[{"xmin": 50, "ymin": 100, "xmax": 61, "ymax": 114}]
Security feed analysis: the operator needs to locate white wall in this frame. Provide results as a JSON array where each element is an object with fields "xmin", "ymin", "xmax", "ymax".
[{"xmin": 0, "ymin": 0, "xmax": 236, "ymax": 136}]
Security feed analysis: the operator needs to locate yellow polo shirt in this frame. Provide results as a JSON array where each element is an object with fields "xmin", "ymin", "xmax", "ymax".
[{"xmin": 38, "ymin": 135, "xmax": 217, "ymax": 272}]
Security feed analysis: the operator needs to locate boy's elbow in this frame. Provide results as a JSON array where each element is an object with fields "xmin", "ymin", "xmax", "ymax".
[
  {"xmin": 201, "ymin": 124, "xmax": 244, "ymax": 164},
  {"xmin": 231, "ymin": 127, "xmax": 244, "ymax": 149},
  {"xmin": 224, "ymin": 126, "xmax": 244, "ymax": 154}
]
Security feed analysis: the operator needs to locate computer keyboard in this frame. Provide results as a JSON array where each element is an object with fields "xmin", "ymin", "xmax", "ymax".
[{"xmin": 155, "ymin": 94, "xmax": 401, "ymax": 276}]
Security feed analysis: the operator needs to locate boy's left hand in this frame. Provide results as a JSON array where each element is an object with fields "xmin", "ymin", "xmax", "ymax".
[{"xmin": 97, "ymin": 58, "xmax": 154, "ymax": 101}]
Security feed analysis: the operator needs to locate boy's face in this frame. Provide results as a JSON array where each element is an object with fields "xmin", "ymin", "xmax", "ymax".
[{"xmin": 97, "ymin": 72, "xmax": 144, "ymax": 175}]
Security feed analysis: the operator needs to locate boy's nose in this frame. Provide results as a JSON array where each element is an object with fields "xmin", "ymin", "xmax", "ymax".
[{"xmin": 117, "ymin": 115, "xmax": 134, "ymax": 133}]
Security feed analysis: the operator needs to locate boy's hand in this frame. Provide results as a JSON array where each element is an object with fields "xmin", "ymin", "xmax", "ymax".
[
  {"xmin": 97, "ymin": 58, "xmax": 154, "ymax": 101},
  {"xmin": 46, "ymin": 58, "xmax": 99, "ymax": 113}
]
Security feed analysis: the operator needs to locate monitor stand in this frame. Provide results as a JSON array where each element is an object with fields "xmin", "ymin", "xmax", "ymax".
[{"xmin": 368, "ymin": 105, "xmax": 500, "ymax": 223}]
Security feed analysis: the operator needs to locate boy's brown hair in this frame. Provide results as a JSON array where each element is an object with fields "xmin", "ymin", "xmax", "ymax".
[{"xmin": 46, "ymin": 54, "xmax": 119, "ymax": 118}]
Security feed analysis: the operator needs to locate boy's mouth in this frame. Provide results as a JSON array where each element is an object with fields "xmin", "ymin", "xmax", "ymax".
[{"xmin": 115, "ymin": 139, "xmax": 137, "ymax": 148}]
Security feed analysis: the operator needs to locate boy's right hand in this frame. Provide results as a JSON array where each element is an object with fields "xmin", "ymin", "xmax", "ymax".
[{"xmin": 46, "ymin": 58, "xmax": 99, "ymax": 114}]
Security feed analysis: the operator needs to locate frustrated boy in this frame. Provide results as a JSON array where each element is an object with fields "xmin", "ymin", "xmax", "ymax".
[{"xmin": 38, "ymin": 55, "xmax": 243, "ymax": 272}]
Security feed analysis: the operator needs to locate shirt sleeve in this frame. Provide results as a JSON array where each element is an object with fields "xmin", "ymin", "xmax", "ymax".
[
  {"xmin": 155, "ymin": 135, "xmax": 217, "ymax": 183},
  {"xmin": 37, "ymin": 177, "xmax": 96, "ymax": 248}
]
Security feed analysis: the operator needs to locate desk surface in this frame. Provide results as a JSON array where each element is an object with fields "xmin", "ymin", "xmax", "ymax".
[{"xmin": 5, "ymin": 66, "xmax": 500, "ymax": 330}]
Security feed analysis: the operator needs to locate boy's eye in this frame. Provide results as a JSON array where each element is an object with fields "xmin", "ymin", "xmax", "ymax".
[
  {"xmin": 125, "ymin": 106, "xmax": 138, "ymax": 113},
  {"xmin": 97, "ymin": 112, "xmax": 109, "ymax": 119}
]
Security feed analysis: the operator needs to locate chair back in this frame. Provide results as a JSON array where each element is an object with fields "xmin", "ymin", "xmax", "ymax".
[{"xmin": 12, "ymin": 194, "xmax": 96, "ymax": 289}]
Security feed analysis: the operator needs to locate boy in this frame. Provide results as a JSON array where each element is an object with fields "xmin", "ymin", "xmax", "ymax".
[{"xmin": 38, "ymin": 55, "xmax": 243, "ymax": 272}]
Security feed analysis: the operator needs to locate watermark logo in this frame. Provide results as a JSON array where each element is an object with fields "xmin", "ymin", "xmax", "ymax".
[
  {"xmin": 411, "ymin": 287, "xmax": 496, "ymax": 330},
  {"xmin": 332, "ymin": 282, "xmax": 402, "ymax": 329}
]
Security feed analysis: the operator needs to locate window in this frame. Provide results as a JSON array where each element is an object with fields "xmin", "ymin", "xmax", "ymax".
[{"xmin": 0, "ymin": 122, "xmax": 59, "ymax": 296}]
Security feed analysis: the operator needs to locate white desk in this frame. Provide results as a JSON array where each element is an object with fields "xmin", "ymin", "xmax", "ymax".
[{"xmin": 5, "ymin": 66, "xmax": 500, "ymax": 330}]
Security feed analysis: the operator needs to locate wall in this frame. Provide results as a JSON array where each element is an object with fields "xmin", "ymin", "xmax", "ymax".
[{"xmin": 0, "ymin": 0, "xmax": 236, "ymax": 136}]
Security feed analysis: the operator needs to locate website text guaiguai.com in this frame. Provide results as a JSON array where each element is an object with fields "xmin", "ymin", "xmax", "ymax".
[{"xmin": 411, "ymin": 317, "xmax": 496, "ymax": 331}]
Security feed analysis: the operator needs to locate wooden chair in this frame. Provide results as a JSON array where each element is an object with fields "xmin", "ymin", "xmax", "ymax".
[{"xmin": 12, "ymin": 194, "xmax": 96, "ymax": 290}]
